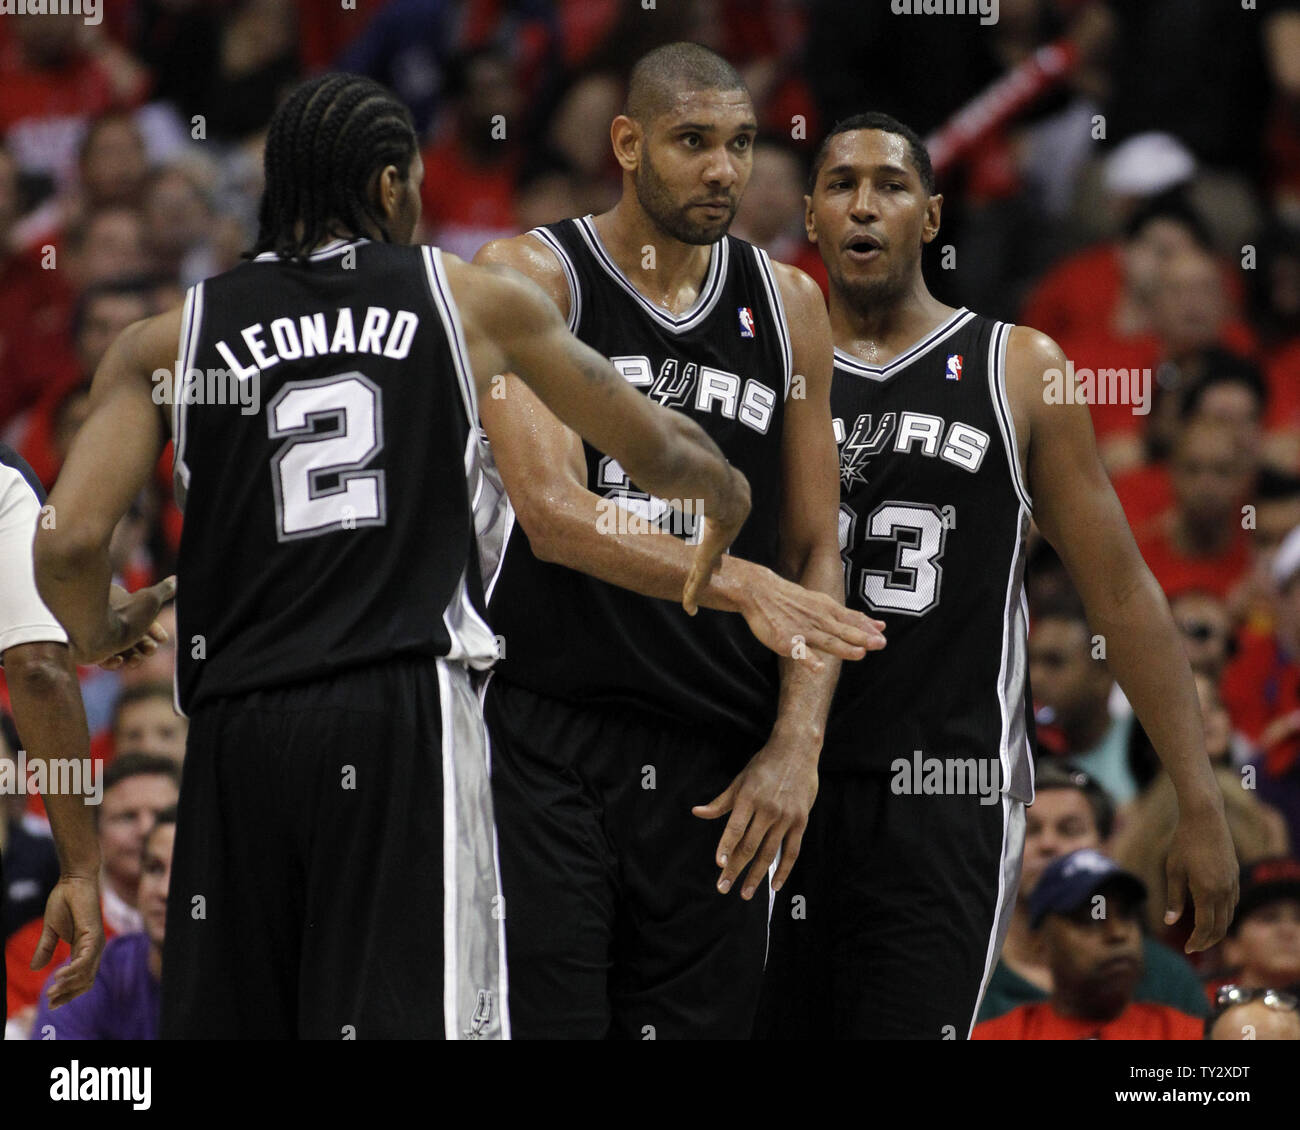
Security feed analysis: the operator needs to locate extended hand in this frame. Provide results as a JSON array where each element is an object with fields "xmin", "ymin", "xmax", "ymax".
[
  {"xmin": 692, "ymin": 735, "xmax": 819, "ymax": 900},
  {"xmin": 1165, "ymin": 800, "xmax": 1239, "ymax": 952},
  {"xmin": 33, "ymin": 875, "xmax": 105, "ymax": 1008},
  {"xmin": 741, "ymin": 566, "xmax": 884, "ymax": 669}
]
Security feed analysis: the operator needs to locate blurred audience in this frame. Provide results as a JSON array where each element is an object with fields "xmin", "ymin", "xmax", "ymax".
[{"xmin": 974, "ymin": 850, "xmax": 1203, "ymax": 1039}]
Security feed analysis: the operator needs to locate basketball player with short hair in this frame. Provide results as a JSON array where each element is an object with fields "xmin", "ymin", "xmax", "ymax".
[
  {"xmin": 33, "ymin": 73, "xmax": 752, "ymax": 1040},
  {"xmin": 474, "ymin": 44, "xmax": 883, "ymax": 1039},
  {"xmin": 757, "ymin": 112, "xmax": 1239, "ymax": 1039}
]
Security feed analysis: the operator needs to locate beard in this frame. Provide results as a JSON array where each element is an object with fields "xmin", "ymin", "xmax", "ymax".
[{"xmin": 634, "ymin": 150, "xmax": 735, "ymax": 246}]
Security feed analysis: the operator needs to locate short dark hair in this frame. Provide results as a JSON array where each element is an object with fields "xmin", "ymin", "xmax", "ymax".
[
  {"xmin": 623, "ymin": 42, "xmax": 748, "ymax": 125},
  {"xmin": 71, "ymin": 276, "xmax": 161, "ymax": 343},
  {"xmin": 1122, "ymin": 187, "xmax": 1212, "ymax": 250},
  {"xmin": 808, "ymin": 112, "xmax": 935, "ymax": 196},
  {"xmin": 249, "ymin": 73, "xmax": 418, "ymax": 262},
  {"xmin": 142, "ymin": 803, "xmax": 178, "ymax": 851},
  {"xmin": 101, "ymin": 752, "xmax": 181, "ymax": 810},
  {"xmin": 1180, "ymin": 350, "xmax": 1268, "ymax": 422},
  {"xmin": 1032, "ymin": 759, "xmax": 1117, "ymax": 841},
  {"xmin": 110, "ymin": 681, "xmax": 176, "ymax": 736}
]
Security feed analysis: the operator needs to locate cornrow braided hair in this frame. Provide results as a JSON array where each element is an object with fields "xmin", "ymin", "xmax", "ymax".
[{"xmin": 248, "ymin": 73, "xmax": 418, "ymax": 262}]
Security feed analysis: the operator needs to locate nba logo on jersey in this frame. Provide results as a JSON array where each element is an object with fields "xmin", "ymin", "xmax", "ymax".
[
  {"xmin": 738, "ymin": 306, "xmax": 756, "ymax": 338},
  {"xmin": 946, "ymin": 353, "xmax": 963, "ymax": 381}
]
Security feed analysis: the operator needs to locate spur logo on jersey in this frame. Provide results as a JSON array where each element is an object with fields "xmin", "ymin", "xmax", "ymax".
[
  {"xmin": 834, "ymin": 410, "xmax": 992, "ymax": 486},
  {"xmin": 946, "ymin": 353, "xmax": 963, "ymax": 381},
  {"xmin": 737, "ymin": 306, "xmax": 756, "ymax": 338},
  {"xmin": 611, "ymin": 355, "xmax": 777, "ymax": 434}
]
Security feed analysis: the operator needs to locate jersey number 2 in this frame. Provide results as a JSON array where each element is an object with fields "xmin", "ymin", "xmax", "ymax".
[
  {"xmin": 840, "ymin": 501, "xmax": 948, "ymax": 616},
  {"xmin": 267, "ymin": 373, "xmax": 387, "ymax": 541}
]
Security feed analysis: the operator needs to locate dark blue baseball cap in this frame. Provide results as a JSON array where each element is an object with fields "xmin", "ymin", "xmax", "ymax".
[{"xmin": 1029, "ymin": 848, "xmax": 1147, "ymax": 928}]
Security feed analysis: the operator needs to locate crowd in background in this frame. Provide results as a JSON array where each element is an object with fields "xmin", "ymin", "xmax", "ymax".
[{"xmin": 3, "ymin": 0, "xmax": 1300, "ymax": 1039}]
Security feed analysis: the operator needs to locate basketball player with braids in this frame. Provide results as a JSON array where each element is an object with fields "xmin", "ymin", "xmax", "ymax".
[
  {"xmin": 35, "ymin": 73, "xmax": 753, "ymax": 1040},
  {"xmin": 757, "ymin": 113, "xmax": 1239, "ymax": 1039}
]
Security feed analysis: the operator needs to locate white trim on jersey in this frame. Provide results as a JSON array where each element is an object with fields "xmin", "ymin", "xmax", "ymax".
[
  {"xmin": 752, "ymin": 246, "xmax": 793, "ymax": 401},
  {"xmin": 476, "ymin": 668, "xmax": 512, "ymax": 1039},
  {"xmin": 994, "ymin": 504, "xmax": 1036, "ymax": 805},
  {"xmin": 574, "ymin": 214, "xmax": 729, "ymax": 334},
  {"xmin": 526, "ymin": 227, "xmax": 582, "ymax": 332},
  {"xmin": 437, "ymin": 657, "xmax": 510, "ymax": 1039},
  {"xmin": 421, "ymin": 246, "xmax": 481, "ymax": 429},
  {"xmin": 251, "ymin": 238, "xmax": 368, "ymax": 263},
  {"xmin": 986, "ymin": 321, "xmax": 1033, "ymax": 513},
  {"xmin": 833, "ymin": 307, "xmax": 975, "ymax": 381},
  {"xmin": 172, "ymin": 280, "xmax": 205, "ymax": 502},
  {"xmin": 968, "ymin": 792, "xmax": 1026, "ymax": 1037}
]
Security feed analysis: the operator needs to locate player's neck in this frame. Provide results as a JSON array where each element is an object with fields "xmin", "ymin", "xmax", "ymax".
[
  {"xmin": 829, "ymin": 280, "xmax": 957, "ymax": 367},
  {"xmin": 591, "ymin": 202, "xmax": 714, "ymax": 314}
]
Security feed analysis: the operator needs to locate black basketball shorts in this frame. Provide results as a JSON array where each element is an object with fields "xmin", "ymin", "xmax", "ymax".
[
  {"xmin": 483, "ymin": 674, "xmax": 770, "ymax": 1040},
  {"xmin": 161, "ymin": 656, "xmax": 507, "ymax": 1039}
]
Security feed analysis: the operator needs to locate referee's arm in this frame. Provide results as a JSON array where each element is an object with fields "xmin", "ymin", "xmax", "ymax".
[{"xmin": 0, "ymin": 448, "xmax": 102, "ymax": 1008}]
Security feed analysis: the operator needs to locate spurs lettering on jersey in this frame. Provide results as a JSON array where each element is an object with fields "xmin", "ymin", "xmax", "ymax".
[{"xmin": 598, "ymin": 354, "xmax": 778, "ymax": 541}]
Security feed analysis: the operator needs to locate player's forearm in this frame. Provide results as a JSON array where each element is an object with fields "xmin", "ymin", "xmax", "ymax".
[
  {"xmin": 5, "ymin": 649, "xmax": 100, "ymax": 876},
  {"xmin": 1083, "ymin": 566, "xmax": 1221, "ymax": 812},
  {"xmin": 527, "ymin": 485, "xmax": 768, "ymax": 612},
  {"xmin": 771, "ymin": 542, "xmax": 845, "ymax": 755},
  {"xmin": 33, "ymin": 529, "xmax": 115, "ymax": 661}
]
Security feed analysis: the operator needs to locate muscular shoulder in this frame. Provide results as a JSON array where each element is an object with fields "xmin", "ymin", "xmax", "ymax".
[
  {"xmin": 472, "ymin": 232, "xmax": 570, "ymax": 320},
  {"xmin": 441, "ymin": 251, "xmax": 564, "ymax": 346},
  {"xmin": 768, "ymin": 259, "xmax": 826, "ymax": 323},
  {"xmin": 1003, "ymin": 323, "xmax": 1074, "ymax": 425}
]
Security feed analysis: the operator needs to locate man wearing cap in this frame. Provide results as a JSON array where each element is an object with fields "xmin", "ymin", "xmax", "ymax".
[
  {"xmin": 1223, "ymin": 528, "xmax": 1300, "ymax": 849},
  {"xmin": 1206, "ymin": 857, "xmax": 1300, "ymax": 1005},
  {"xmin": 973, "ymin": 848, "xmax": 1203, "ymax": 1040}
]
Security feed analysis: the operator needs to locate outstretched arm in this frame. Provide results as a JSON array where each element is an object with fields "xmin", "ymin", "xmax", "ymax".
[
  {"xmin": 34, "ymin": 309, "xmax": 180, "ymax": 665},
  {"xmin": 1010, "ymin": 325, "xmax": 1237, "ymax": 950}
]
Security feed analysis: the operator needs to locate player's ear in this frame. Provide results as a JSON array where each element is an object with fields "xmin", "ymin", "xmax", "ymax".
[
  {"xmin": 804, "ymin": 193, "xmax": 817, "ymax": 244},
  {"xmin": 610, "ymin": 115, "xmax": 641, "ymax": 173},
  {"xmin": 921, "ymin": 193, "xmax": 943, "ymax": 244}
]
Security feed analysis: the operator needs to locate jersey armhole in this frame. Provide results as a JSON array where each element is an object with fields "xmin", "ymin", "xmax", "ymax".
[
  {"xmin": 525, "ymin": 227, "xmax": 581, "ymax": 333},
  {"xmin": 753, "ymin": 246, "xmax": 793, "ymax": 401},
  {"xmin": 172, "ymin": 280, "xmax": 205, "ymax": 510},
  {"xmin": 987, "ymin": 321, "xmax": 1033, "ymax": 514}
]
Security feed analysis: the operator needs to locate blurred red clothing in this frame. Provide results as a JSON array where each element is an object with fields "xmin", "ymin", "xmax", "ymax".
[
  {"xmin": 1111, "ymin": 463, "xmax": 1173, "ymax": 532},
  {"xmin": 6, "ymin": 906, "xmax": 121, "ymax": 1020},
  {"xmin": 1022, "ymin": 245, "xmax": 1123, "ymax": 345},
  {"xmin": 0, "ymin": 249, "xmax": 78, "ymax": 428},
  {"xmin": 1264, "ymin": 341, "xmax": 1300, "ymax": 434},
  {"xmin": 419, "ymin": 136, "xmax": 518, "ymax": 261},
  {"xmin": 0, "ymin": 38, "xmax": 141, "ymax": 187},
  {"xmin": 973, "ymin": 999, "xmax": 1202, "ymax": 1040},
  {"xmin": 1054, "ymin": 324, "xmax": 1161, "ymax": 440},
  {"xmin": 1134, "ymin": 516, "xmax": 1249, "ymax": 601},
  {"xmin": 1222, "ymin": 626, "xmax": 1300, "ymax": 776}
]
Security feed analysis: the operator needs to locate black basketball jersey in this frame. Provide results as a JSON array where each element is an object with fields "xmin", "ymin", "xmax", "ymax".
[
  {"xmin": 172, "ymin": 238, "xmax": 497, "ymax": 713},
  {"xmin": 483, "ymin": 216, "xmax": 791, "ymax": 750},
  {"xmin": 822, "ymin": 309, "xmax": 1035, "ymax": 801}
]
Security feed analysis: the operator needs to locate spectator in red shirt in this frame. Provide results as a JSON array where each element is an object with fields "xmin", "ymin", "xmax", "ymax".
[
  {"xmin": 1135, "ymin": 417, "xmax": 1252, "ymax": 600},
  {"xmin": 0, "ymin": 12, "xmax": 147, "ymax": 193},
  {"xmin": 974, "ymin": 850, "xmax": 1203, "ymax": 1040},
  {"xmin": 419, "ymin": 46, "xmax": 524, "ymax": 262},
  {"xmin": 5, "ymin": 753, "xmax": 178, "ymax": 1035},
  {"xmin": 0, "ymin": 145, "xmax": 78, "ymax": 431}
]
